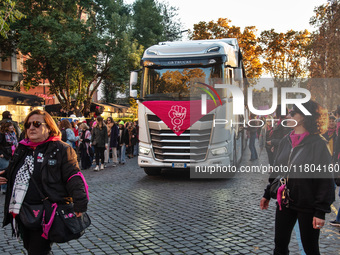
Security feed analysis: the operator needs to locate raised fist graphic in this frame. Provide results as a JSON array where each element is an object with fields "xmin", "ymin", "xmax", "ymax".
[{"xmin": 168, "ymin": 105, "xmax": 187, "ymax": 132}]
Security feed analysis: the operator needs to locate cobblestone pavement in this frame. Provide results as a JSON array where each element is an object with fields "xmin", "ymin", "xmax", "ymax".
[{"xmin": 0, "ymin": 144, "xmax": 339, "ymax": 255}]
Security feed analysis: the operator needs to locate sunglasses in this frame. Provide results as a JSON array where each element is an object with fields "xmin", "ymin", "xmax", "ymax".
[
  {"xmin": 25, "ymin": 121, "xmax": 47, "ymax": 129},
  {"xmin": 289, "ymin": 110, "xmax": 297, "ymax": 117}
]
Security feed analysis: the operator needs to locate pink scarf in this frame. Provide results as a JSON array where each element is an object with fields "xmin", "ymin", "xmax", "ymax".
[
  {"xmin": 20, "ymin": 136, "xmax": 61, "ymax": 148},
  {"xmin": 328, "ymin": 128, "xmax": 336, "ymax": 137},
  {"xmin": 289, "ymin": 130, "xmax": 309, "ymax": 148}
]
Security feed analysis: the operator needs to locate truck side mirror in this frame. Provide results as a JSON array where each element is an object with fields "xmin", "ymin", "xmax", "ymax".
[
  {"xmin": 234, "ymin": 68, "xmax": 243, "ymax": 82},
  {"xmin": 130, "ymin": 71, "xmax": 138, "ymax": 98}
]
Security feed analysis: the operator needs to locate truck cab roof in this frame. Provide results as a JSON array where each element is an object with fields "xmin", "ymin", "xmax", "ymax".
[{"xmin": 143, "ymin": 38, "xmax": 240, "ymax": 67}]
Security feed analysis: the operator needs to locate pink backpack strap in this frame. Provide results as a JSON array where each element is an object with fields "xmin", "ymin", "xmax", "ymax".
[{"xmin": 67, "ymin": 172, "xmax": 89, "ymax": 200}]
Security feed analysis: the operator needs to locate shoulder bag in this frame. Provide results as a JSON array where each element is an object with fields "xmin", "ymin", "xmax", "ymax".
[{"xmin": 28, "ymin": 171, "xmax": 91, "ymax": 243}]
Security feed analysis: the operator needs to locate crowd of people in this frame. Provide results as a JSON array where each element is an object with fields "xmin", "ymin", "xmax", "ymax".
[
  {"xmin": 0, "ymin": 102, "xmax": 339, "ymax": 254},
  {"xmin": 0, "ymin": 110, "xmax": 139, "ymax": 177},
  {"xmin": 56, "ymin": 116, "xmax": 139, "ymax": 171}
]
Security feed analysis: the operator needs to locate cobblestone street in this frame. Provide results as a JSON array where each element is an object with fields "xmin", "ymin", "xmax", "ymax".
[{"xmin": 0, "ymin": 145, "xmax": 339, "ymax": 254}]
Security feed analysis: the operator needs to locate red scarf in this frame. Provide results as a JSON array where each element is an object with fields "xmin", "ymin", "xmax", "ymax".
[{"xmin": 289, "ymin": 130, "xmax": 309, "ymax": 148}]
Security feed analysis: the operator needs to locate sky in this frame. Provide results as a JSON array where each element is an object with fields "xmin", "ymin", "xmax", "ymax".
[{"xmin": 127, "ymin": 0, "xmax": 329, "ymax": 37}]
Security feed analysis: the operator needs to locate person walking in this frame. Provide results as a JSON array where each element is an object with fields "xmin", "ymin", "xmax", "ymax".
[
  {"xmin": 2, "ymin": 109, "xmax": 89, "ymax": 255},
  {"xmin": 79, "ymin": 123, "xmax": 93, "ymax": 170},
  {"xmin": 91, "ymin": 116, "xmax": 108, "ymax": 171},
  {"xmin": 109, "ymin": 120, "xmax": 119, "ymax": 167},
  {"xmin": 133, "ymin": 121, "xmax": 139, "ymax": 156},
  {"xmin": 248, "ymin": 114, "xmax": 258, "ymax": 161},
  {"xmin": 104, "ymin": 117, "xmax": 114, "ymax": 164},
  {"xmin": 0, "ymin": 122, "xmax": 18, "ymax": 193},
  {"xmin": 322, "ymin": 115, "xmax": 337, "ymax": 157},
  {"xmin": 117, "ymin": 121, "xmax": 128, "ymax": 165},
  {"xmin": 260, "ymin": 101, "xmax": 335, "ymax": 255},
  {"xmin": 0, "ymin": 111, "xmax": 21, "ymax": 137},
  {"xmin": 127, "ymin": 122, "xmax": 137, "ymax": 158},
  {"xmin": 59, "ymin": 119, "xmax": 79, "ymax": 149},
  {"xmin": 259, "ymin": 116, "xmax": 275, "ymax": 165}
]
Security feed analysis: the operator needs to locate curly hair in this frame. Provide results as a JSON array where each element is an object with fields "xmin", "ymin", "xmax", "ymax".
[
  {"xmin": 293, "ymin": 100, "xmax": 328, "ymax": 135},
  {"xmin": 0, "ymin": 121, "xmax": 14, "ymax": 133}
]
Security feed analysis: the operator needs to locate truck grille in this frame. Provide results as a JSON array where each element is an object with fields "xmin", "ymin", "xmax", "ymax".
[{"xmin": 147, "ymin": 114, "xmax": 213, "ymax": 162}]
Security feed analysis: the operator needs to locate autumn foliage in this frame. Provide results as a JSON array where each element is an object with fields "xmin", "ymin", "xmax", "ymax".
[{"xmin": 189, "ymin": 18, "xmax": 262, "ymax": 80}]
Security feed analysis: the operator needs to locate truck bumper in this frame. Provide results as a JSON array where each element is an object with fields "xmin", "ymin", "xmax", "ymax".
[{"xmin": 138, "ymin": 155, "xmax": 231, "ymax": 169}]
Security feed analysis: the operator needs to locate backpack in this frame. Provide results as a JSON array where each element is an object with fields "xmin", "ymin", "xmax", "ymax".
[{"xmin": 61, "ymin": 129, "xmax": 67, "ymax": 142}]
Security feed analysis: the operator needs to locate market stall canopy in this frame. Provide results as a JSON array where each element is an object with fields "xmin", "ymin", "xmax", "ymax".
[
  {"xmin": 0, "ymin": 88, "xmax": 44, "ymax": 106},
  {"xmin": 45, "ymin": 101, "xmax": 129, "ymax": 116}
]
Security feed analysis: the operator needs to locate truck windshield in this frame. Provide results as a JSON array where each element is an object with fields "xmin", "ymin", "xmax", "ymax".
[{"xmin": 142, "ymin": 64, "xmax": 223, "ymax": 100}]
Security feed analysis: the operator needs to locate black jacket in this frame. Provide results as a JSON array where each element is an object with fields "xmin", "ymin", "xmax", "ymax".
[
  {"xmin": 118, "ymin": 127, "xmax": 129, "ymax": 146},
  {"xmin": 0, "ymin": 133, "xmax": 13, "ymax": 160},
  {"xmin": 270, "ymin": 122, "xmax": 291, "ymax": 158},
  {"xmin": 3, "ymin": 140, "xmax": 88, "ymax": 227},
  {"xmin": 263, "ymin": 132, "xmax": 335, "ymax": 219},
  {"xmin": 91, "ymin": 125, "xmax": 108, "ymax": 148},
  {"xmin": 110, "ymin": 124, "xmax": 119, "ymax": 148}
]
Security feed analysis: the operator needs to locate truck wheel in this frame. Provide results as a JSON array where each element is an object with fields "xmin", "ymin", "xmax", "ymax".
[{"xmin": 144, "ymin": 168, "xmax": 162, "ymax": 175}]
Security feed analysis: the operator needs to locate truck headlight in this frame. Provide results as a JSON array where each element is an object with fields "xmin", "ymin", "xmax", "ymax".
[
  {"xmin": 139, "ymin": 147, "xmax": 150, "ymax": 155},
  {"xmin": 211, "ymin": 147, "xmax": 227, "ymax": 156}
]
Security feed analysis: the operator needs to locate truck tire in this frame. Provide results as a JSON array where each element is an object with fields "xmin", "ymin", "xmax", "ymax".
[{"xmin": 144, "ymin": 167, "xmax": 162, "ymax": 175}]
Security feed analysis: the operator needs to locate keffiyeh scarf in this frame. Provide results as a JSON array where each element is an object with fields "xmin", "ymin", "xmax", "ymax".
[{"xmin": 8, "ymin": 155, "xmax": 34, "ymax": 217}]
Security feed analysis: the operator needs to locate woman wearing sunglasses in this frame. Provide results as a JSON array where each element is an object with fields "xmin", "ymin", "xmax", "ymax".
[
  {"xmin": 260, "ymin": 100, "xmax": 335, "ymax": 255},
  {"xmin": 1, "ymin": 110, "xmax": 89, "ymax": 254}
]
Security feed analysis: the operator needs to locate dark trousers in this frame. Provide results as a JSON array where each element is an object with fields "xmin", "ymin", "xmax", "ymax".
[
  {"xmin": 266, "ymin": 147, "xmax": 274, "ymax": 166},
  {"xmin": 80, "ymin": 145, "xmax": 92, "ymax": 169},
  {"xmin": 274, "ymin": 206, "xmax": 320, "ymax": 255},
  {"xmin": 249, "ymin": 133, "xmax": 258, "ymax": 160},
  {"xmin": 94, "ymin": 146, "xmax": 105, "ymax": 165},
  {"xmin": 22, "ymin": 225, "xmax": 52, "ymax": 255}
]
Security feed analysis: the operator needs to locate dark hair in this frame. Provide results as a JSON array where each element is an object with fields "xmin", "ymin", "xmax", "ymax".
[
  {"xmin": 2, "ymin": 111, "xmax": 11, "ymax": 119},
  {"xmin": 329, "ymin": 115, "xmax": 336, "ymax": 121},
  {"xmin": 96, "ymin": 116, "xmax": 105, "ymax": 129},
  {"xmin": 24, "ymin": 110, "xmax": 61, "ymax": 138},
  {"xmin": 336, "ymin": 105, "xmax": 340, "ymax": 116},
  {"xmin": 293, "ymin": 100, "xmax": 328, "ymax": 134},
  {"xmin": 59, "ymin": 119, "xmax": 72, "ymax": 129}
]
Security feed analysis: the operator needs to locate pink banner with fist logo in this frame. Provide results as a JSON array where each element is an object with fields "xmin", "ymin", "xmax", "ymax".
[{"xmin": 142, "ymin": 100, "xmax": 218, "ymax": 136}]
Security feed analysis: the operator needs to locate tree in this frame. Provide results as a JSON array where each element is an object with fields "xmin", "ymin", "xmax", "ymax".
[
  {"xmin": 259, "ymin": 29, "xmax": 311, "ymax": 81},
  {"xmin": 304, "ymin": 0, "xmax": 340, "ymax": 110},
  {"xmin": 132, "ymin": 0, "xmax": 182, "ymax": 49},
  {"xmin": 0, "ymin": 0, "xmax": 24, "ymax": 39},
  {"xmin": 188, "ymin": 18, "xmax": 262, "ymax": 80},
  {"xmin": 308, "ymin": 0, "xmax": 340, "ymax": 78},
  {"xmin": 1, "ymin": 0, "xmax": 142, "ymax": 115}
]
